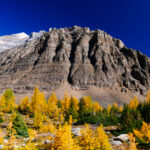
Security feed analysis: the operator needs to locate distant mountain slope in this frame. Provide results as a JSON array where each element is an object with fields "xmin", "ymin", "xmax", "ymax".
[{"xmin": 0, "ymin": 26, "xmax": 149, "ymax": 105}]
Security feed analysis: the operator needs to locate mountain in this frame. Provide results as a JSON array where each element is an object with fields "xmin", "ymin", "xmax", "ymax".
[
  {"xmin": 0, "ymin": 32, "xmax": 29, "ymax": 51},
  {"xmin": 0, "ymin": 26, "xmax": 149, "ymax": 106}
]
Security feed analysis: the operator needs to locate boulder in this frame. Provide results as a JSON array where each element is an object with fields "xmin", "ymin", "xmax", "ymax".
[
  {"xmin": 117, "ymin": 134, "xmax": 129, "ymax": 142},
  {"xmin": 110, "ymin": 141, "xmax": 122, "ymax": 146}
]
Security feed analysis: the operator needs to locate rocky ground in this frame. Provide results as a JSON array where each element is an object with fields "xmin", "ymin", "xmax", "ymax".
[{"xmin": 0, "ymin": 113, "xmax": 138, "ymax": 150}]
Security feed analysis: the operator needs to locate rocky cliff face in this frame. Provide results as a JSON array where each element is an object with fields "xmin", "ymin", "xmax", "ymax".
[{"xmin": 0, "ymin": 26, "xmax": 149, "ymax": 102}]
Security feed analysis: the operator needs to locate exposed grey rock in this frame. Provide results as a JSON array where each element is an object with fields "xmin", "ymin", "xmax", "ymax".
[
  {"xmin": 3, "ymin": 139, "xmax": 8, "ymax": 143},
  {"xmin": 44, "ymin": 139, "xmax": 51, "ymax": 144},
  {"xmin": 0, "ymin": 26, "xmax": 149, "ymax": 101},
  {"xmin": 117, "ymin": 134, "xmax": 129, "ymax": 142},
  {"xmin": 0, "ymin": 145, "xmax": 3, "ymax": 149},
  {"xmin": 71, "ymin": 128, "xmax": 81, "ymax": 136},
  {"xmin": 110, "ymin": 140, "xmax": 122, "ymax": 146},
  {"xmin": 23, "ymin": 138, "xmax": 30, "ymax": 141},
  {"xmin": 27, "ymin": 30, "xmax": 46, "ymax": 41}
]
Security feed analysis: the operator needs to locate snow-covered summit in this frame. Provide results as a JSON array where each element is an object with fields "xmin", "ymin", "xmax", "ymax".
[
  {"xmin": 11, "ymin": 32, "xmax": 29, "ymax": 39},
  {"xmin": 0, "ymin": 32, "xmax": 29, "ymax": 52},
  {"xmin": 0, "ymin": 30, "xmax": 46, "ymax": 52}
]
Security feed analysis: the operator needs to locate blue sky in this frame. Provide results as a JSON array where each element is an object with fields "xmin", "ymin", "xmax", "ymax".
[{"xmin": 0, "ymin": 0, "xmax": 150, "ymax": 56}]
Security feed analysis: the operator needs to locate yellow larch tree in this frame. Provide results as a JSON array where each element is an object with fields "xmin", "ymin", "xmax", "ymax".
[
  {"xmin": 119, "ymin": 106, "xmax": 123, "ymax": 112},
  {"xmin": 28, "ymin": 128, "xmax": 37, "ymax": 144},
  {"xmin": 80, "ymin": 96, "xmax": 93, "ymax": 115},
  {"xmin": 0, "ymin": 129, "xmax": 4, "ymax": 144},
  {"xmin": 19, "ymin": 96, "xmax": 30, "ymax": 113},
  {"xmin": 107, "ymin": 104, "xmax": 112, "ymax": 115},
  {"xmin": 58, "ymin": 113, "xmax": 65, "ymax": 124},
  {"xmin": 30, "ymin": 86, "xmax": 40, "ymax": 113},
  {"xmin": 47, "ymin": 92, "xmax": 59, "ymax": 119},
  {"xmin": 0, "ymin": 89, "xmax": 16, "ymax": 112},
  {"xmin": 33, "ymin": 111, "xmax": 44, "ymax": 129},
  {"xmin": 92, "ymin": 101, "xmax": 100, "ymax": 114},
  {"xmin": 30, "ymin": 86, "xmax": 47, "ymax": 114},
  {"xmin": 78, "ymin": 124, "xmax": 94, "ymax": 150},
  {"xmin": 0, "ymin": 95, "xmax": 5, "ymax": 111},
  {"xmin": 94, "ymin": 125, "xmax": 112, "ymax": 150},
  {"xmin": 40, "ymin": 122, "xmax": 56, "ymax": 134},
  {"xmin": 112, "ymin": 102, "xmax": 118, "ymax": 109},
  {"xmin": 134, "ymin": 122, "xmax": 150, "ymax": 144},
  {"xmin": 78, "ymin": 124, "xmax": 112, "ymax": 150},
  {"xmin": 5, "ymin": 122, "xmax": 17, "ymax": 149},
  {"xmin": 48, "ymin": 92, "xmax": 57, "ymax": 104},
  {"xmin": 61, "ymin": 92, "xmax": 70, "ymax": 114},
  {"xmin": 19, "ymin": 129, "xmax": 38, "ymax": 150},
  {"xmin": 49, "ymin": 124, "xmax": 80, "ymax": 150},
  {"xmin": 146, "ymin": 90, "xmax": 150, "ymax": 102},
  {"xmin": 70, "ymin": 96, "xmax": 79, "ymax": 112},
  {"xmin": 128, "ymin": 133, "xmax": 137, "ymax": 150},
  {"xmin": 128, "ymin": 97, "xmax": 139, "ymax": 110},
  {"xmin": 99, "ymin": 105, "xmax": 103, "ymax": 112},
  {"xmin": 68, "ymin": 96, "xmax": 79, "ymax": 121}
]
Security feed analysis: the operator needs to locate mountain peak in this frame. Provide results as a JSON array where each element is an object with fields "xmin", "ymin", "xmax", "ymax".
[
  {"xmin": 0, "ymin": 26, "xmax": 149, "ymax": 105},
  {"xmin": 11, "ymin": 32, "xmax": 29, "ymax": 39},
  {"xmin": 0, "ymin": 30, "xmax": 46, "ymax": 52}
]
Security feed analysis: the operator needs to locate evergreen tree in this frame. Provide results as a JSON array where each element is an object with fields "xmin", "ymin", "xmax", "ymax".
[
  {"xmin": 120, "ymin": 105, "xmax": 142, "ymax": 133},
  {"xmin": 13, "ymin": 113, "xmax": 29, "ymax": 138},
  {"xmin": 138, "ymin": 101, "xmax": 150, "ymax": 123}
]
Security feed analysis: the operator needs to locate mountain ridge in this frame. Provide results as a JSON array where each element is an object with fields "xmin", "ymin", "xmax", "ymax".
[{"xmin": 0, "ymin": 26, "xmax": 149, "ymax": 105}]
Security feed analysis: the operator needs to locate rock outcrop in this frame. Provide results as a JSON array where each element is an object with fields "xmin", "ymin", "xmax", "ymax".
[{"xmin": 0, "ymin": 26, "xmax": 149, "ymax": 103}]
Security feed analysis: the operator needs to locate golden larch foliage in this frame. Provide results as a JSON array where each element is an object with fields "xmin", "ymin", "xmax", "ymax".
[
  {"xmin": 18, "ymin": 129, "xmax": 38, "ymax": 150},
  {"xmin": 70, "ymin": 96, "xmax": 79, "ymax": 111},
  {"xmin": 30, "ymin": 87, "xmax": 47, "ymax": 114},
  {"xmin": 5, "ymin": 122, "xmax": 17, "ymax": 149},
  {"xmin": 0, "ymin": 129, "xmax": 4, "ymax": 144},
  {"xmin": 78, "ymin": 124, "xmax": 94, "ymax": 150},
  {"xmin": 94, "ymin": 125, "xmax": 112, "ymax": 150},
  {"xmin": 19, "ymin": 96, "xmax": 30, "ymax": 112},
  {"xmin": 134, "ymin": 122, "xmax": 150, "ymax": 144},
  {"xmin": 33, "ymin": 111, "xmax": 44, "ymax": 129},
  {"xmin": 40, "ymin": 123, "xmax": 56, "ymax": 134},
  {"xmin": 78, "ymin": 124, "xmax": 111, "ymax": 150},
  {"xmin": 61, "ymin": 92, "xmax": 70, "ymax": 113},
  {"xmin": 146, "ymin": 90, "xmax": 150, "ymax": 102},
  {"xmin": 107, "ymin": 104, "xmax": 112, "ymax": 115},
  {"xmin": 119, "ymin": 106, "xmax": 123, "ymax": 112},
  {"xmin": 112, "ymin": 102, "xmax": 118, "ymax": 109},
  {"xmin": 47, "ymin": 92, "xmax": 59, "ymax": 119},
  {"xmin": 28, "ymin": 128, "xmax": 37, "ymax": 144},
  {"xmin": 0, "ymin": 89, "xmax": 16, "ymax": 112},
  {"xmin": 128, "ymin": 133, "xmax": 137, "ymax": 150},
  {"xmin": 51, "ymin": 124, "xmax": 80, "ymax": 150},
  {"xmin": 99, "ymin": 105, "xmax": 103, "ymax": 112},
  {"xmin": 82, "ymin": 96, "xmax": 93, "ymax": 113},
  {"xmin": 92, "ymin": 102, "xmax": 100, "ymax": 113},
  {"xmin": 128, "ymin": 97, "xmax": 139, "ymax": 110}
]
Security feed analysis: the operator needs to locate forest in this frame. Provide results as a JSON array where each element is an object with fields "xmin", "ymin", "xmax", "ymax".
[{"xmin": 0, "ymin": 87, "xmax": 149, "ymax": 149}]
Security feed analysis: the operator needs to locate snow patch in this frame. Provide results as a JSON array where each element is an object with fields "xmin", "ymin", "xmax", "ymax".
[{"xmin": 0, "ymin": 30, "xmax": 46, "ymax": 52}]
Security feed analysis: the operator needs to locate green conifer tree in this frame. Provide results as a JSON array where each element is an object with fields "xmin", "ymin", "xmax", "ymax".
[{"xmin": 13, "ymin": 113, "xmax": 29, "ymax": 138}]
